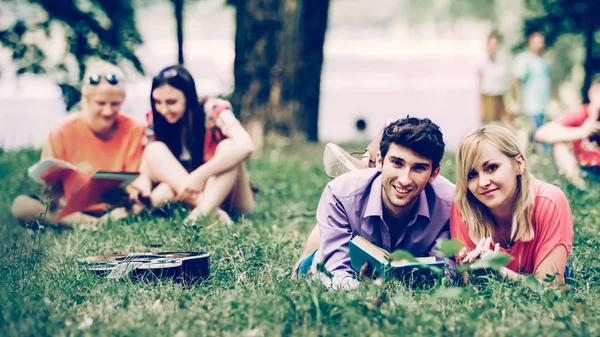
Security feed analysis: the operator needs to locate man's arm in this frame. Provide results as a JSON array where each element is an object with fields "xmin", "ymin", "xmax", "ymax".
[{"xmin": 314, "ymin": 185, "xmax": 359, "ymax": 290}]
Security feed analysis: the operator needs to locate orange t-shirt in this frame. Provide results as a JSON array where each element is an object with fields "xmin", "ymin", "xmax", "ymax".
[
  {"xmin": 41, "ymin": 113, "xmax": 146, "ymax": 209},
  {"xmin": 450, "ymin": 180, "xmax": 574, "ymax": 274}
]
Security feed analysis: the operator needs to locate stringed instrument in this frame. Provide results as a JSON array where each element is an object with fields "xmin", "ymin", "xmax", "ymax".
[{"xmin": 78, "ymin": 251, "xmax": 210, "ymax": 283}]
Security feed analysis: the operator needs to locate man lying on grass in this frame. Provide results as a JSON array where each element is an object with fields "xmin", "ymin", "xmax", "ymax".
[{"xmin": 294, "ymin": 117, "xmax": 455, "ymax": 289}]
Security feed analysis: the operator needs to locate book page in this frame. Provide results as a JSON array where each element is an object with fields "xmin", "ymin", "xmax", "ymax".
[
  {"xmin": 390, "ymin": 256, "xmax": 437, "ymax": 267},
  {"xmin": 28, "ymin": 159, "xmax": 77, "ymax": 184}
]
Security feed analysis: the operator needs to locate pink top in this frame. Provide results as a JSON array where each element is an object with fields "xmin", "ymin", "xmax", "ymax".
[
  {"xmin": 558, "ymin": 104, "xmax": 600, "ymax": 166},
  {"xmin": 450, "ymin": 180, "xmax": 574, "ymax": 274},
  {"xmin": 146, "ymin": 97, "xmax": 239, "ymax": 164}
]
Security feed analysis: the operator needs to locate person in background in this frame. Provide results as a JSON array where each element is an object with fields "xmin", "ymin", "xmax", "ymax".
[
  {"xmin": 138, "ymin": 65, "xmax": 255, "ymax": 224},
  {"xmin": 478, "ymin": 31, "xmax": 509, "ymax": 125},
  {"xmin": 535, "ymin": 73, "xmax": 600, "ymax": 188},
  {"xmin": 451, "ymin": 125, "xmax": 573, "ymax": 284},
  {"xmin": 293, "ymin": 117, "xmax": 455, "ymax": 289},
  {"xmin": 11, "ymin": 61, "xmax": 147, "ymax": 228},
  {"xmin": 509, "ymin": 30, "xmax": 551, "ymax": 152}
]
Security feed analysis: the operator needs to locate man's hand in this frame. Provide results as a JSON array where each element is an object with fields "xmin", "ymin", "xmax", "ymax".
[{"xmin": 359, "ymin": 262, "xmax": 373, "ymax": 280}]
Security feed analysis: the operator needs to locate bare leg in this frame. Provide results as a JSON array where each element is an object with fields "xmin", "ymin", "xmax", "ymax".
[
  {"xmin": 225, "ymin": 163, "xmax": 255, "ymax": 214},
  {"xmin": 291, "ymin": 224, "xmax": 321, "ymax": 278},
  {"xmin": 186, "ymin": 163, "xmax": 244, "ymax": 220},
  {"xmin": 11, "ymin": 195, "xmax": 99, "ymax": 228},
  {"xmin": 553, "ymin": 143, "xmax": 585, "ymax": 188},
  {"xmin": 141, "ymin": 141, "xmax": 190, "ymax": 193},
  {"xmin": 185, "ymin": 138, "xmax": 255, "ymax": 221},
  {"xmin": 150, "ymin": 182, "xmax": 177, "ymax": 207}
]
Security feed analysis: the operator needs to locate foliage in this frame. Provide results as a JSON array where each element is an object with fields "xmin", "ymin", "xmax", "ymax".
[
  {"xmin": 1, "ymin": 143, "xmax": 599, "ymax": 336},
  {"xmin": 0, "ymin": 0, "xmax": 144, "ymax": 109},
  {"xmin": 522, "ymin": 0, "xmax": 600, "ymax": 101}
]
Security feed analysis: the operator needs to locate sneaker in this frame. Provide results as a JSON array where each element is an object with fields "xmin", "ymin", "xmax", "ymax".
[{"xmin": 323, "ymin": 143, "xmax": 358, "ymax": 178}]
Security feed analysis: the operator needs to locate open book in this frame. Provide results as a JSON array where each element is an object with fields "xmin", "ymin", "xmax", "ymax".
[
  {"xmin": 348, "ymin": 235, "xmax": 444, "ymax": 277},
  {"xmin": 28, "ymin": 159, "xmax": 139, "ymax": 221}
]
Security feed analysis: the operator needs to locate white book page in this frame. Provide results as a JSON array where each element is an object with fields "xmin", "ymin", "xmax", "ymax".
[{"xmin": 27, "ymin": 159, "xmax": 77, "ymax": 184}]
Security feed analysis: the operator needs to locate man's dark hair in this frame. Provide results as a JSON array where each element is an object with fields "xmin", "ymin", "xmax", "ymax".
[{"xmin": 379, "ymin": 117, "xmax": 445, "ymax": 170}]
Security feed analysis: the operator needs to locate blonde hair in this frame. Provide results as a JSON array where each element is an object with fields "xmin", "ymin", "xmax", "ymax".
[
  {"xmin": 81, "ymin": 61, "xmax": 126, "ymax": 95},
  {"xmin": 455, "ymin": 125, "xmax": 535, "ymax": 243}
]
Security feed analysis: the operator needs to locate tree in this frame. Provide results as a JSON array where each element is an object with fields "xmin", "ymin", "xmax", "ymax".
[
  {"xmin": 0, "ymin": 0, "xmax": 144, "ymax": 109},
  {"xmin": 230, "ymin": 0, "xmax": 330, "ymax": 148},
  {"xmin": 522, "ymin": 0, "xmax": 600, "ymax": 102},
  {"xmin": 172, "ymin": 0, "xmax": 185, "ymax": 64}
]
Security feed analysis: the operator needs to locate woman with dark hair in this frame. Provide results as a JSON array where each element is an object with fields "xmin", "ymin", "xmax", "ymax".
[{"xmin": 138, "ymin": 65, "xmax": 255, "ymax": 223}]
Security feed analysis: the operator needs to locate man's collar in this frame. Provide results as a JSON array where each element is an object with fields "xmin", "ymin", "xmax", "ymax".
[
  {"xmin": 364, "ymin": 173, "xmax": 383, "ymax": 218},
  {"xmin": 364, "ymin": 172, "xmax": 432, "ymax": 222}
]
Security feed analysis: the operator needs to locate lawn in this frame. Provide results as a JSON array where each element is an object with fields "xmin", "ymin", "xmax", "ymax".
[{"xmin": 1, "ymin": 142, "xmax": 599, "ymax": 337}]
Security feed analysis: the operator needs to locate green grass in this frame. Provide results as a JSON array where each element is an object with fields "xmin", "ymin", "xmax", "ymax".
[{"xmin": 1, "ymin": 142, "xmax": 599, "ymax": 337}]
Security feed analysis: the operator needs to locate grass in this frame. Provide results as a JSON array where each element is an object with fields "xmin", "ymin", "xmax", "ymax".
[{"xmin": 1, "ymin": 142, "xmax": 599, "ymax": 337}]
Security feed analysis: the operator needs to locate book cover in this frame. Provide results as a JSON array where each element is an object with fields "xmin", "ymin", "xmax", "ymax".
[
  {"xmin": 348, "ymin": 235, "xmax": 444, "ymax": 277},
  {"xmin": 28, "ymin": 159, "xmax": 139, "ymax": 220}
]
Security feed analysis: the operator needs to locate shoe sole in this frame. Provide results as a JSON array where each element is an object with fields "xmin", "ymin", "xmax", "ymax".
[{"xmin": 323, "ymin": 143, "xmax": 357, "ymax": 178}]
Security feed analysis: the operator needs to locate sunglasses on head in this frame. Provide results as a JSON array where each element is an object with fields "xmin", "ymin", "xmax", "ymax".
[
  {"xmin": 156, "ymin": 68, "xmax": 179, "ymax": 79},
  {"xmin": 87, "ymin": 73, "xmax": 120, "ymax": 85}
]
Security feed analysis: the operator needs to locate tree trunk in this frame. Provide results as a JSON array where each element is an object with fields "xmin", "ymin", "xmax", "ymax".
[
  {"xmin": 232, "ymin": 0, "xmax": 281, "ymax": 150},
  {"xmin": 581, "ymin": 2, "xmax": 599, "ymax": 103},
  {"xmin": 174, "ymin": 0, "xmax": 185, "ymax": 65},
  {"xmin": 300, "ymin": 0, "xmax": 329, "ymax": 142},
  {"xmin": 232, "ymin": 0, "xmax": 329, "ymax": 148}
]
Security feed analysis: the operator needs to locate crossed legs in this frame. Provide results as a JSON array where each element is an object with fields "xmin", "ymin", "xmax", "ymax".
[{"xmin": 141, "ymin": 141, "xmax": 254, "ymax": 222}]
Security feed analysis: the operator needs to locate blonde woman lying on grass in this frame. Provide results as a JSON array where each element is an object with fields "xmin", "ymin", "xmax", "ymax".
[{"xmin": 450, "ymin": 125, "xmax": 574, "ymax": 283}]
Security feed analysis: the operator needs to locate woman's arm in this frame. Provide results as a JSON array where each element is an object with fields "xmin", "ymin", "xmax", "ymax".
[
  {"xmin": 497, "ymin": 246, "xmax": 567, "ymax": 283},
  {"xmin": 190, "ymin": 119, "xmax": 255, "ymax": 181},
  {"xmin": 531, "ymin": 245, "xmax": 568, "ymax": 283},
  {"xmin": 535, "ymin": 119, "xmax": 596, "ymax": 144}
]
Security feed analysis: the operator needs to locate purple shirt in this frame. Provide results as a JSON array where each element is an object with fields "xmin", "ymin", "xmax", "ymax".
[{"xmin": 311, "ymin": 168, "xmax": 455, "ymax": 289}]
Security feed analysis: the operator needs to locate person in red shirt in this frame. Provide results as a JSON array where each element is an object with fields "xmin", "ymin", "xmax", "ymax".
[
  {"xmin": 138, "ymin": 65, "xmax": 255, "ymax": 224},
  {"xmin": 11, "ymin": 61, "xmax": 147, "ymax": 228},
  {"xmin": 450, "ymin": 125, "xmax": 573, "ymax": 283},
  {"xmin": 535, "ymin": 74, "xmax": 600, "ymax": 188}
]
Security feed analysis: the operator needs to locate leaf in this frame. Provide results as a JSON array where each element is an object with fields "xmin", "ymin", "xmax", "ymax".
[
  {"xmin": 469, "ymin": 253, "xmax": 513, "ymax": 270},
  {"xmin": 455, "ymin": 264, "xmax": 469, "ymax": 273},
  {"xmin": 524, "ymin": 274, "xmax": 544, "ymax": 294},
  {"xmin": 435, "ymin": 239, "xmax": 465, "ymax": 257},
  {"xmin": 387, "ymin": 249, "xmax": 417, "ymax": 263},
  {"xmin": 431, "ymin": 287, "xmax": 465, "ymax": 299}
]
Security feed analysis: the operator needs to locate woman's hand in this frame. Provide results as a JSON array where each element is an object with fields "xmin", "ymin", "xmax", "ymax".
[
  {"xmin": 127, "ymin": 176, "xmax": 152, "ymax": 206},
  {"xmin": 176, "ymin": 172, "xmax": 207, "ymax": 204},
  {"xmin": 461, "ymin": 237, "xmax": 498, "ymax": 264}
]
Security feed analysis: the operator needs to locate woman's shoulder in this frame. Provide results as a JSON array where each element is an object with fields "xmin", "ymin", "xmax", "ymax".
[
  {"xmin": 531, "ymin": 179, "xmax": 570, "ymax": 215},
  {"xmin": 202, "ymin": 97, "xmax": 233, "ymax": 117},
  {"xmin": 532, "ymin": 179, "xmax": 567, "ymax": 202}
]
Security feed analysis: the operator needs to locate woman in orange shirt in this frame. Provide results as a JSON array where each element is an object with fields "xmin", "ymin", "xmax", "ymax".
[
  {"xmin": 11, "ymin": 61, "xmax": 146, "ymax": 228},
  {"xmin": 450, "ymin": 125, "xmax": 574, "ymax": 283},
  {"xmin": 138, "ymin": 65, "xmax": 255, "ymax": 224}
]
